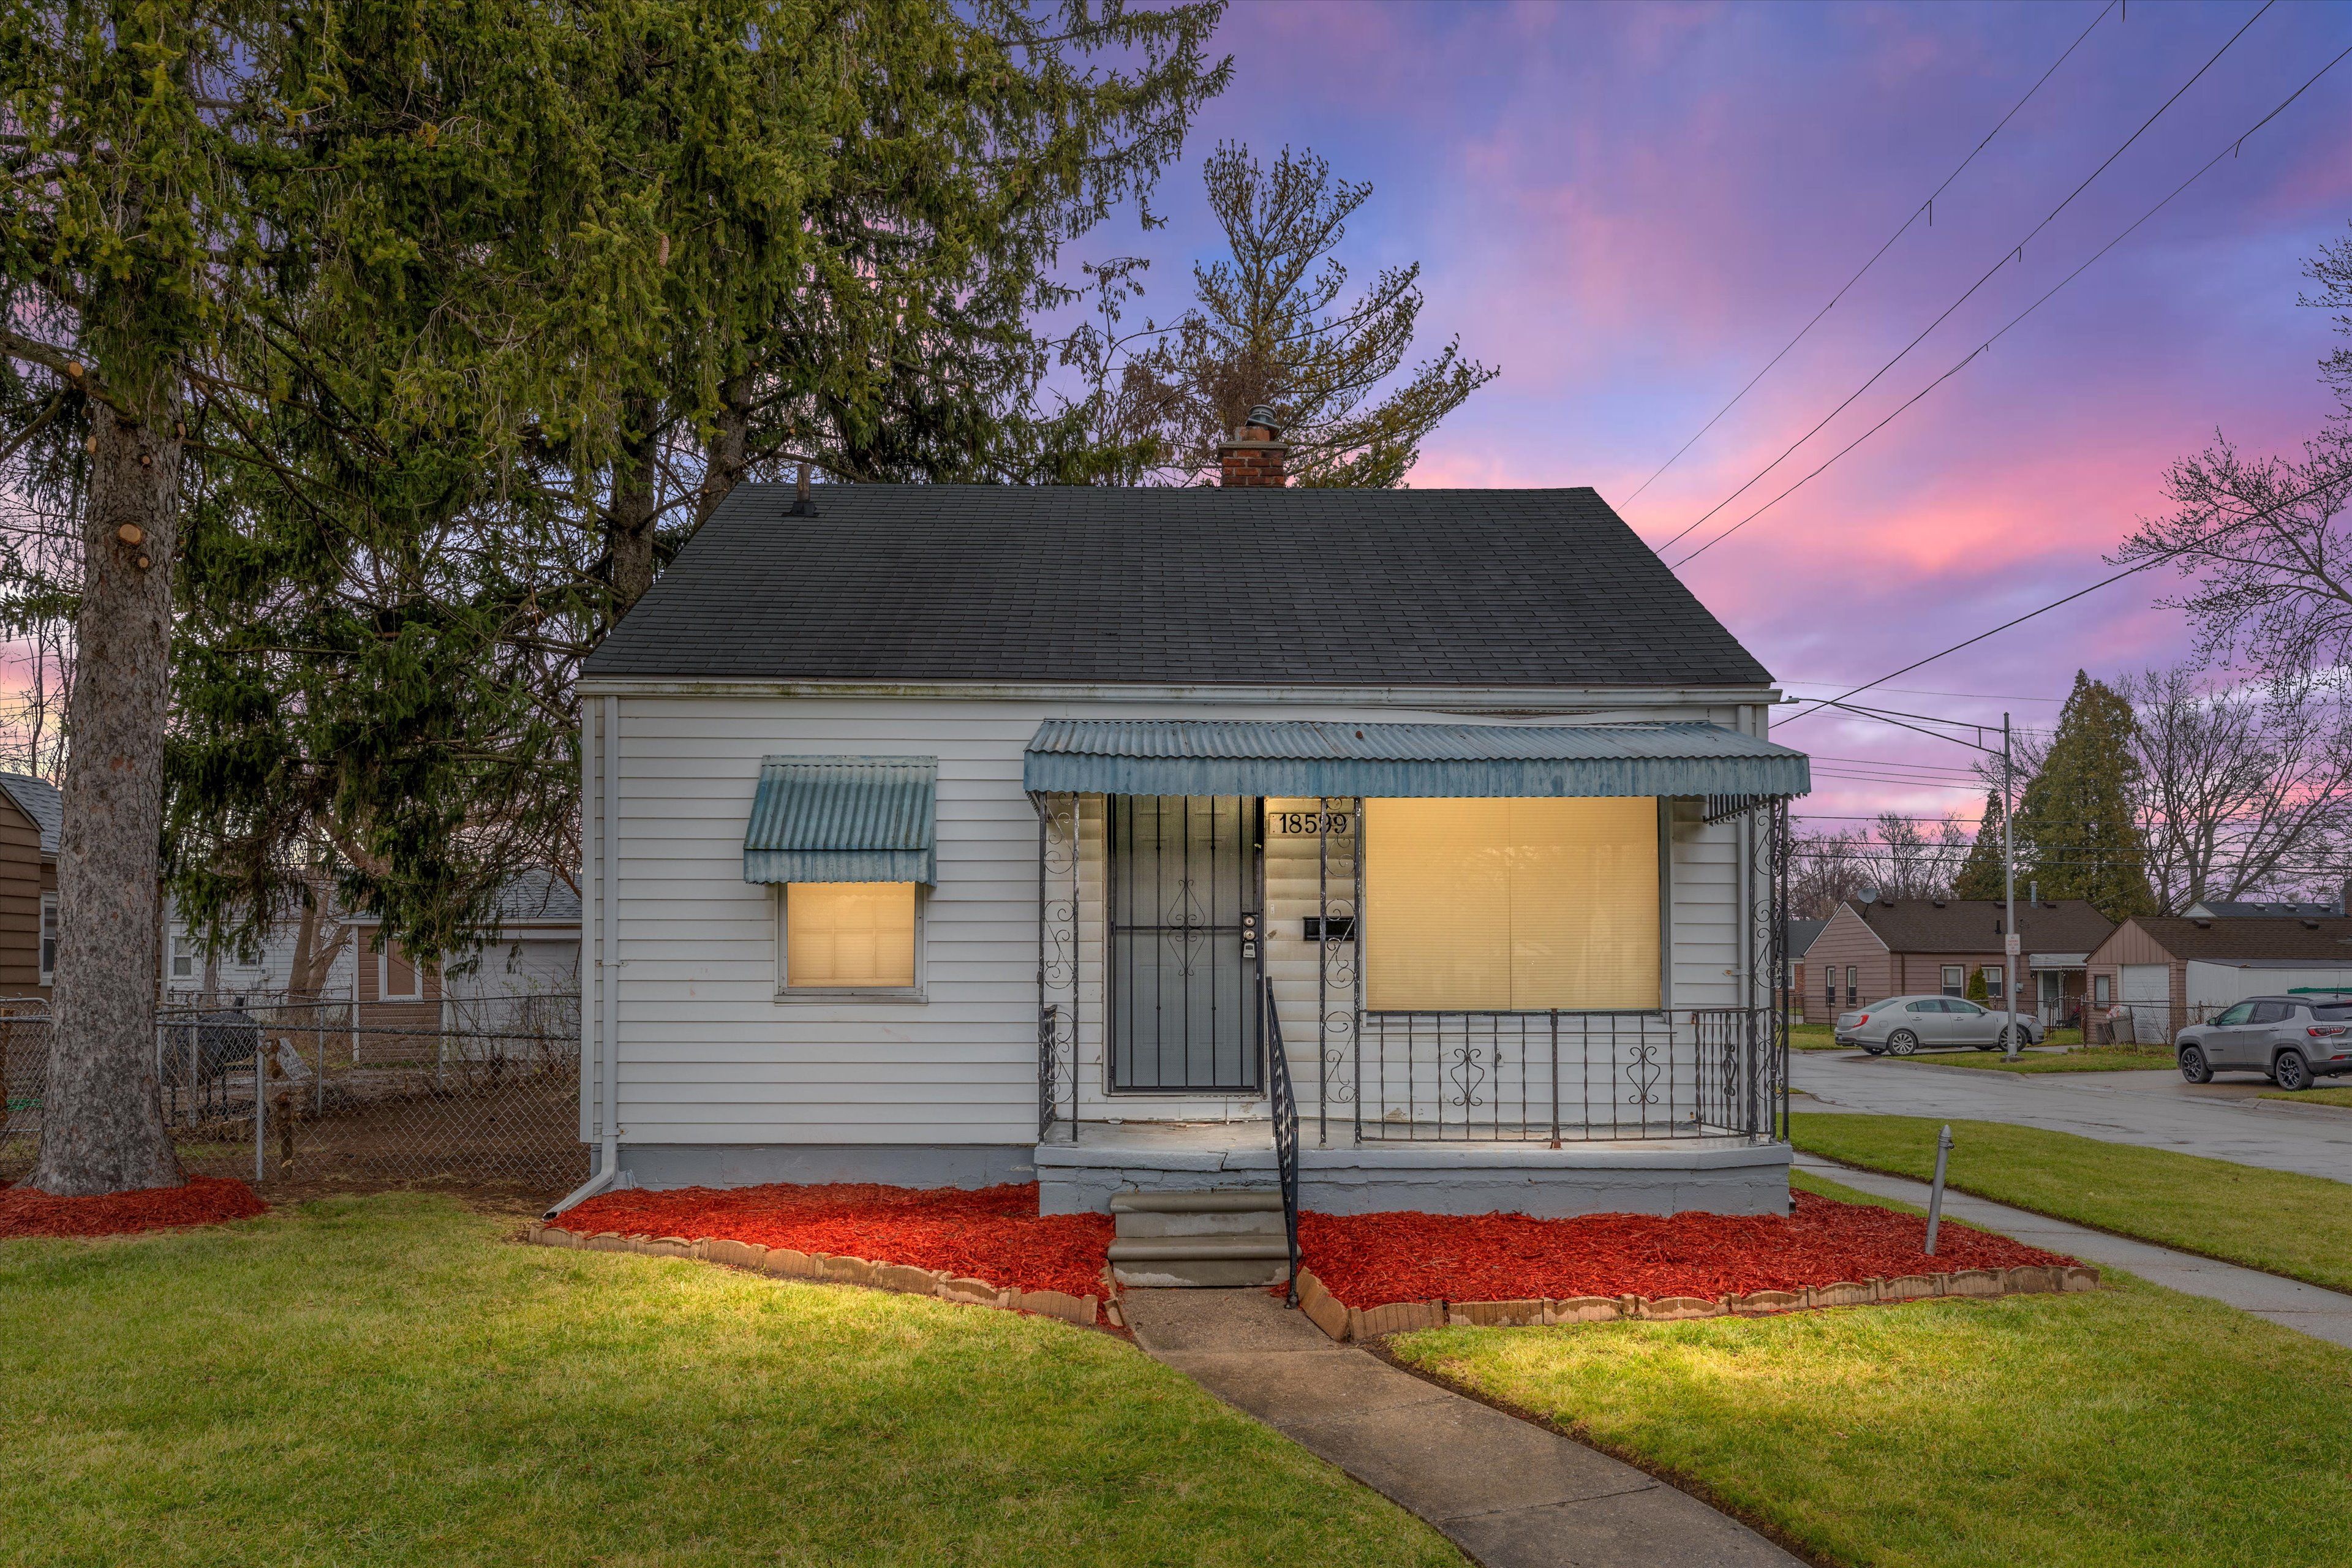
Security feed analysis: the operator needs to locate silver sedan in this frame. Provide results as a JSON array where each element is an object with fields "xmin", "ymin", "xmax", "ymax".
[{"xmin": 1836, "ymin": 995, "xmax": 2045, "ymax": 1055}]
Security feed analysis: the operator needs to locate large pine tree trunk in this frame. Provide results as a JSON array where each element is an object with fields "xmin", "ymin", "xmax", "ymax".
[
  {"xmin": 26, "ymin": 385, "xmax": 187, "ymax": 1196},
  {"xmin": 607, "ymin": 401, "xmax": 661, "ymax": 616}
]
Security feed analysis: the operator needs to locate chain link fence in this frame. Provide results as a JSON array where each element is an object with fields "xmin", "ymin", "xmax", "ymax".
[{"xmin": 0, "ymin": 992, "xmax": 587, "ymax": 1199}]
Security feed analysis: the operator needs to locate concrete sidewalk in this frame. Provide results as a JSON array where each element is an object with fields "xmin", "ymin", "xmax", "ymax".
[
  {"xmin": 1795, "ymin": 1155, "xmax": 2352, "ymax": 1350},
  {"xmin": 1124, "ymin": 1288, "xmax": 1804, "ymax": 1568}
]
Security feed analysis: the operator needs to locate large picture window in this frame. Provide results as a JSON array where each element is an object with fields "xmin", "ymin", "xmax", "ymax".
[
  {"xmin": 784, "ymin": 882, "xmax": 919, "ymax": 991},
  {"xmin": 1363, "ymin": 797, "xmax": 1660, "ymax": 1011}
]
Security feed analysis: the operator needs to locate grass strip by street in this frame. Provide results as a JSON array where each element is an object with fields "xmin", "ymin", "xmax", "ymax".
[
  {"xmin": 0, "ymin": 1193, "xmax": 1462, "ymax": 1568},
  {"xmin": 2265, "ymin": 1085, "xmax": 2352, "ymax": 1109},
  {"xmin": 1790, "ymin": 1112, "xmax": 2352, "ymax": 1293},
  {"xmin": 1390, "ymin": 1170, "xmax": 2352, "ymax": 1568},
  {"xmin": 1880, "ymin": 1042, "xmax": 2174, "ymax": 1073}
]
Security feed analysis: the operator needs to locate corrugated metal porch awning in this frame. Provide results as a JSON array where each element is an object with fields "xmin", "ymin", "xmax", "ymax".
[
  {"xmin": 744, "ymin": 756, "xmax": 937, "ymax": 884},
  {"xmin": 1023, "ymin": 720, "xmax": 1809, "ymax": 799}
]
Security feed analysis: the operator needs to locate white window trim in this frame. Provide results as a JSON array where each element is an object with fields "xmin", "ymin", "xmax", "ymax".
[
  {"xmin": 378, "ymin": 938, "xmax": 424, "ymax": 1002},
  {"xmin": 167, "ymin": 926, "xmax": 197, "ymax": 983},
  {"xmin": 774, "ymin": 884, "xmax": 927, "ymax": 1003},
  {"xmin": 39, "ymin": 891, "xmax": 56, "ymax": 986}
]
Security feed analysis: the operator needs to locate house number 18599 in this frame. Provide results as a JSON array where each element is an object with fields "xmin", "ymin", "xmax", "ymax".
[{"xmin": 1273, "ymin": 810, "xmax": 1351, "ymax": 835}]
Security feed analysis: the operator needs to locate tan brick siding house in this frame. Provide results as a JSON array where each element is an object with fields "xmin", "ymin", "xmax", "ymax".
[{"xmin": 1798, "ymin": 897, "xmax": 2114, "ymax": 1025}]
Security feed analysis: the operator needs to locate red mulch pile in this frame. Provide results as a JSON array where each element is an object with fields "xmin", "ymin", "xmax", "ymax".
[
  {"xmin": 0, "ymin": 1175, "xmax": 268, "ymax": 1239},
  {"xmin": 564, "ymin": 1181, "xmax": 1114, "ymax": 1299},
  {"xmin": 1300, "ymin": 1190, "xmax": 2074, "ymax": 1308}
]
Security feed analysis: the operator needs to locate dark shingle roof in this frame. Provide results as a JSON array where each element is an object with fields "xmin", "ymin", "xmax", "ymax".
[
  {"xmin": 2190, "ymin": 899, "xmax": 2344, "ymax": 918},
  {"xmin": 584, "ymin": 485, "xmax": 1775, "ymax": 688},
  {"xmin": 0, "ymin": 772, "xmax": 61, "ymax": 857},
  {"xmin": 2114, "ymin": 916, "xmax": 2352, "ymax": 962},
  {"xmin": 491, "ymin": 869, "xmax": 580, "ymax": 926},
  {"xmin": 1844, "ymin": 897, "xmax": 2114, "ymax": 954},
  {"xmin": 1788, "ymin": 918, "xmax": 1828, "ymax": 960}
]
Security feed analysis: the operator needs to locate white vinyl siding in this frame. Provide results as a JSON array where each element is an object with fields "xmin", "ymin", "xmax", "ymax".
[{"xmin": 595, "ymin": 692, "xmax": 1771, "ymax": 1147}]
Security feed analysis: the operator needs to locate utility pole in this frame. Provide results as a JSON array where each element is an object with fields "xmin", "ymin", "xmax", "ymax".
[{"xmin": 2003, "ymin": 712, "xmax": 2022, "ymax": 1061}]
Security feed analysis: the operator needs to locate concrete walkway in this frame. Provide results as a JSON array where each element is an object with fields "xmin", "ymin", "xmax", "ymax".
[
  {"xmin": 1123, "ymin": 1288, "xmax": 1804, "ymax": 1568},
  {"xmin": 1795, "ymin": 1155, "xmax": 2352, "ymax": 1350}
]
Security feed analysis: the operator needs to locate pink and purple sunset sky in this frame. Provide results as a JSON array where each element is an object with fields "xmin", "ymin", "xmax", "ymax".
[{"xmin": 1095, "ymin": 0, "xmax": 2352, "ymax": 827}]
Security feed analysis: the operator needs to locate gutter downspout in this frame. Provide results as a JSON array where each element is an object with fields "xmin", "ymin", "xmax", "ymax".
[{"xmin": 547, "ymin": 694, "xmax": 623, "ymax": 1220}]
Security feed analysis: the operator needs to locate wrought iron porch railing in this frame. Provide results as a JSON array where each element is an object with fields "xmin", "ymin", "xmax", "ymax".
[
  {"xmin": 1260, "ymin": 974, "xmax": 1303, "ymax": 1306},
  {"xmin": 1354, "ymin": 1006, "xmax": 1783, "ymax": 1144}
]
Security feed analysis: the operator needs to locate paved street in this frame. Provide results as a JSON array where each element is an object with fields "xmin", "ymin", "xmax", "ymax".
[{"xmin": 1792, "ymin": 1052, "xmax": 2352, "ymax": 1185}]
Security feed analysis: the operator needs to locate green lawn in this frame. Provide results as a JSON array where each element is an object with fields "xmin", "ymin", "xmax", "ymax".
[
  {"xmin": 1883, "ymin": 1041, "xmax": 2174, "ymax": 1073},
  {"xmin": 1790, "ymin": 1023, "xmax": 1846, "ymax": 1051},
  {"xmin": 1791, "ymin": 1112, "xmax": 2352, "ymax": 1292},
  {"xmin": 2265, "ymin": 1085, "xmax": 2352, "ymax": 1109},
  {"xmin": 1392, "ymin": 1172, "xmax": 2352, "ymax": 1568},
  {"xmin": 0, "ymin": 1194, "xmax": 1460, "ymax": 1568}
]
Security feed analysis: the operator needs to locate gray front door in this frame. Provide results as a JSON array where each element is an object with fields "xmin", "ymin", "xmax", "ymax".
[{"xmin": 1108, "ymin": 796, "xmax": 1262, "ymax": 1093}]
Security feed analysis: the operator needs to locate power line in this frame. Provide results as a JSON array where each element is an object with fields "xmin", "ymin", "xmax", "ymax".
[
  {"xmin": 1781, "ymin": 681, "xmax": 2067, "ymax": 704},
  {"xmin": 1650, "ymin": 0, "xmax": 2278, "ymax": 557},
  {"xmin": 1623, "ymin": 2, "xmax": 2118, "ymax": 504},
  {"xmin": 1673, "ymin": 29, "xmax": 2348, "ymax": 568},
  {"xmin": 1774, "ymin": 454, "xmax": 2352, "ymax": 732}
]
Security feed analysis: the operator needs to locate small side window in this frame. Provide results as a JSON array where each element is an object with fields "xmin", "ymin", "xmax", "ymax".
[
  {"xmin": 2212, "ymin": 1002, "xmax": 2255, "ymax": 1027},
  {"xmin": 38, "ymin": 893, "xmax": 57, "ymax": 985}
]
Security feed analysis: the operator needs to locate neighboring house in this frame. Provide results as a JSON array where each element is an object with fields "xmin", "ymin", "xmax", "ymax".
[
  {"xmin": 1785, "ymin": 918, "xmax": 1826, "ymax": 1017},
  {"xmin": 162, "ymin": 872, "xmax": 581, "ymax": 1049},
  {"xmin": 0, "ymin": 772, "xmax": 59, "ymax": 1000},
  {"xmin": 573, "ymin": 422, "xmax": 1814, "ymax": 1223},
  {"xmin": 2184, "ymin": 895, "xmax": 2347, "ymax": 918},
  {"xmin": 1800, "ymin": 895, "xmax": 2114, "ymax": 1027},
  {"xmin": 2086, "ymin": 915, "xmax": 2352, "ymax": 1044}
]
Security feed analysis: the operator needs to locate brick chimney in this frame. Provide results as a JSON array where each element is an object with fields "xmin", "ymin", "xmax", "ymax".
[{"xmin": 1218, "ymin": 404, "xmax": 1287, "ymax": 487}]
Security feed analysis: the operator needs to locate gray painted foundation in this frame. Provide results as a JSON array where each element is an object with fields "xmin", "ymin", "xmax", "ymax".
[
  {"xmin": 620, "ymin": 1142, "xmax": 1035, "ymax": 1191},
  {"xmin": 1035, "ymin": 1126, "xmax": 1792, "ymax": 1217},
  {"xmin": 615, "ymin": 1131, "xmax": 1792, "ymax": 1219}
]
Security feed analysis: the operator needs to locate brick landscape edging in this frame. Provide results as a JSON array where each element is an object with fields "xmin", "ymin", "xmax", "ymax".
[
  {"xmin": 1292, "ymin": 1261, "xmax": 2100, "ymax": 1341},
  {"xmin": 527, "ymin": 1223, "xmax": 1101, "ymax": 1327}
]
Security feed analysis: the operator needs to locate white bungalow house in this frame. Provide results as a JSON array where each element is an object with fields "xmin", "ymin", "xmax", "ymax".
[{"xmin": 564, "ymin": 417, "xmax": 1810, "ymax": 1237}]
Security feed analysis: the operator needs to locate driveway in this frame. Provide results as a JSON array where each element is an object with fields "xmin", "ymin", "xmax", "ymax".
[{"xmin": 1792, "ymin": 1051, "xmax": 2352, "ymax": 1185}]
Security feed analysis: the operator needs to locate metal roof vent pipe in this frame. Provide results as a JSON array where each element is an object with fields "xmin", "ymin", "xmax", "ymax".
[{"xmin": 1218, "ymin": 404, "xmax": 1288, "ymax": 487}]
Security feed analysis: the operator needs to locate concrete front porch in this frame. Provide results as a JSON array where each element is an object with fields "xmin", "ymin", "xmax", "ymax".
[{"xmin": 1035, "ymin": 1120, "xmax": 1792, "ymax": 1218}]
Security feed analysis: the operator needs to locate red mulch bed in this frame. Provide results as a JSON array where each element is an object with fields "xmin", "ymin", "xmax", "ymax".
[
  {"xmin": 0, "ymin": 1175, "xmax": 268, "ymax": 1239},
  {"xmin": 1299, "ymin": 1191, "xmax": 2074, "ymax": 1309},
  {"xmin": 564, "ymin": 1182, "xmax": 1114, "ymax": 1300}
]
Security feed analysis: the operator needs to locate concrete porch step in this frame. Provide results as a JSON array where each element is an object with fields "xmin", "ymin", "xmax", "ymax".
[
  {"xmin": 1109, "ymin": 1237, "xmax": 1293, "ymax": 1290},
  {"xmin": 1110, "ymin": 1188, "xmax": 1284, "ymax": 1213}
]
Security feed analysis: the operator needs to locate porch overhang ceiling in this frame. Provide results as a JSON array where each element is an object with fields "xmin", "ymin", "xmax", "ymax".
[
  {"xmin": 1022, "ymin": 720, "xmax": 1809, "ymax": 799},
  {"xmin": 743, "ymin": 756, "xmax": 937, "ymax": 885}
]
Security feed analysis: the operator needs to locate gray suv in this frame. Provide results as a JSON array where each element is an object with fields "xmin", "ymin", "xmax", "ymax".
[{"xmin": 2175, "ymin": 995, "xmax": 2352, "ymax": 1091}]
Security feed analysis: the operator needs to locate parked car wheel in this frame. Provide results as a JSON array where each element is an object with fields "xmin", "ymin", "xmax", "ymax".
[
  {"xmin": 2274, "ymin": 1048, "xmax": 2313, "ymax": 1092},
  {"xmin": 1887, "ymin": 1029, "xmax": 1919, "ymax": 1057},
  {"xmin": 2177, "ymin": 1044, "xmax": 2213, "ymax": 1084},
  {"xmin": 1989, "ymin": 1026, "xmax": 2019, "ymax": 1050}
]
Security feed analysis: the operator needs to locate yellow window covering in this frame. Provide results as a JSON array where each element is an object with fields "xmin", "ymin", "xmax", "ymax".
[
  {"xmin": 1364, "ymin": 798, "xmax": 1659, "ymax": 1011},
  {"xmin": 787, "ymin": 882, "xmax": 917, "ymax": 988}
]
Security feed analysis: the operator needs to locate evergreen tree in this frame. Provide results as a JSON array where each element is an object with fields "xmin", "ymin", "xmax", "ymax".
[
  {"xmin": 1953, "ymin": 789, "xmax": 2011, "ymax": 901},
  {"xmin": 2, "ymin": 0, "xmax": 650, "ymax": 1194},
  {"xmin": 1087, "ymin": 142, "xmax": 1496, "ymax": 487},
  {"xmin": 160, "ymin": 0, "xmax": 1229, "ymax": 971},
  {"xmin": 2015, "ymin": 672, "xmax": 2158, "ymax": 923}
]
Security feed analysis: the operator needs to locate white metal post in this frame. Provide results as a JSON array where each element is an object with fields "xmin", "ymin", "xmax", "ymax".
[{"xmin": 2002, "ymin": 713, "xmax": 2021, "ymax": 1060}]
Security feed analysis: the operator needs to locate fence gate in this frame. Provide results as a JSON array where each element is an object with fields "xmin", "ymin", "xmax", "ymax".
[{"xmin": 1108, "ymin": 795, "xmax": 1262, "ymax": 1093}]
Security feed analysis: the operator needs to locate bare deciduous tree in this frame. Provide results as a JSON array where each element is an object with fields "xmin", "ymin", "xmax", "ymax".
[
  {"xmin": 2114, "ymin": 225, "xmax": 2352, "ymax": 674},
  {"xmin": 1792, "ymin": 812, "xmax": 1971, "ymax": 917},
  {"xmin": 2117, "ymin": 666, "xmax": 2352, "ymax": 913}
]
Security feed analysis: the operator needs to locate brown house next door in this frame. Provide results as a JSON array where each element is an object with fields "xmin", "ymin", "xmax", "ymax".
[{"xmin": 1107, "ymin": 796, "xmax": 1262, "ymax": 1094}]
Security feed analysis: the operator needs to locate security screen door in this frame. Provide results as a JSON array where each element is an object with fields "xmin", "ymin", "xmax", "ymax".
[{"xmin": 1108, "ymin": 796, "xmax": 1262, "ymax": 1092}]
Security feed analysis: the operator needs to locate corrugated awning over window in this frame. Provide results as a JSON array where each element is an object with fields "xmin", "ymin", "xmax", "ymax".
[
  {"xmin": 1022, "ymin": 720, "xmax": 1808, "ymax": 800},
  {"xmin": 744, "ymin": 756, "xmax": 937, "ymax": 884}
]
